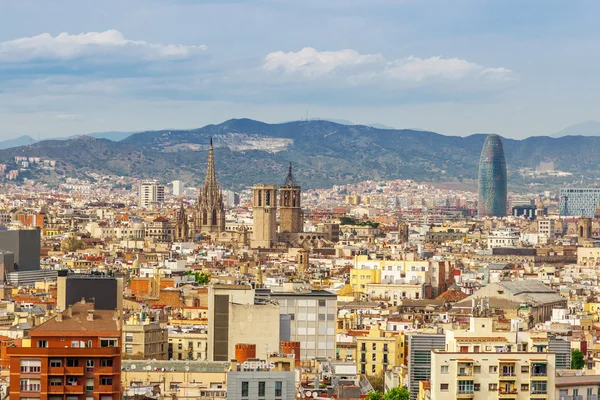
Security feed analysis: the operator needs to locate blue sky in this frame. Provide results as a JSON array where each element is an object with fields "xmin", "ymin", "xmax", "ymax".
[{"xmin": 1, "ymin": 0, "xmax": 599, "ymax": 139}]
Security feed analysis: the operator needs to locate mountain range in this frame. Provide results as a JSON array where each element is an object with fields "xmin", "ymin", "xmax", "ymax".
[{"xmin": 1, "ymin": 118, "xmax": 599, "ymax": 191}]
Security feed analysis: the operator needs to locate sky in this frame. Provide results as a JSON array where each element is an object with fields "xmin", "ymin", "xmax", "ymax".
[{"xmin": 1, "ymin": 0, "xmax": 599, "ymax": 140}]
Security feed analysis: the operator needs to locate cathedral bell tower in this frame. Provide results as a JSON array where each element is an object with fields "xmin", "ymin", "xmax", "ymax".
[
  {"xmin": 251, "ymin": 184, "xmax": 278, "ymax": 248},
  {"xmin": 279, "ymin": 163, "xmax": 303, "ymax": 233}
]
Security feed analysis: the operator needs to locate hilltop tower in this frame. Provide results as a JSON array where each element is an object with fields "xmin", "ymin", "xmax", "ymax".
[
  {"xmin": 478, "ymin": 134, "xmax": 507, "ymax": 217},
  {"xmin": 195, "ymin": 138, "xmax": 226, "ymax": 235},
  {"xmin": 279, "ymin": 163, "xmax": 303, "ymax": 233},
  {"xmin": 252, "ymin": 184, "xmax": 278, "ymax": 248}
]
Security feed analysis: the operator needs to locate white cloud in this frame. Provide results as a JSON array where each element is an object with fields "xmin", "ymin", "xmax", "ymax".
[
  {"xmin": 0, "ymin": 29, "xmax": 207, "ymax": 62},
  {"xmin": 263, "ymin": 47, "xmax": 515, "ymax": 83}
]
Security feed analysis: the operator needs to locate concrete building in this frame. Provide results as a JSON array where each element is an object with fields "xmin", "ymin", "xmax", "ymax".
[
  {"xmin": 138, "ymin": 180, "xmax": 165, "ymax": 208},
  {"xmin": 7, "ymin": 300, "xmax": 122, "ymax": 400},
  {"xmin": 0, "ymin": 250, "xmax": 14, "ymax": 281},
  {"xmin": 267, "ymin": 285, "xmax": 337, "ymax": 361},
  {"xmin": 122, "ymin": 313, "xmax": 168, "ymax": 360},
  {"xmin": 538, "ymin": 218, "xmax": 556, "ymax": 237},
  {"xmin": 172, "ymin": 180, "xmax": 184, "ymax": 196},
  {"xmin": 407, "ymin": 333, "xmax": 445, "ymax": 400},
  {"xmin": 57, "ymin": 271, "xmax": 124, "ymax": 311},
  {"xmin": 252, "ymin": 184, "xmax": 278, "ymax": 248},
  {"xmin": 0, "ymin": 229, "xmax": 41, "ymax": 272},
  {"xmin": 207, "ymin": 285, "xmax": 280, "ymax": 362},
  {"xmin": 227, "ymin": 358, "xmax": 295, "ymax": 400}
]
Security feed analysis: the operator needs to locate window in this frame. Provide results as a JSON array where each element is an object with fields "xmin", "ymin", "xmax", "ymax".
[
  {"xmin": 371, "ymin": 364, "xmax": 376, "ymax": 373},
  {"xmin": 178, "ymin": 343, "xmax": 183, "ymax": 350},
  {"xmin": 458, "ymin": 381, "xmax": 474, "ymax": 394},
  {"xmin": 86, "ymin": 360, "xmax": 94, "ymax": 372},
  {"xmin": 100, "ymin": 377, "xmax": 113, "ymax": 386},
  {"xmin": 20, "ymin": 360, "xmax": 41, "ymax": 373},
  {"xmin": 289, "ymin": 313, "xmax": 295, "ymax": 321},
  {"xmin": 275, "ymin": 381, "xmax": 283, "ymax": 397},
  {"xmin": 521, "ymin": 365, "xmax": 529, "ymax": 373},
  {"xmin": 318, "ymin": 314, "xmax": 325, "ymax": 321},
  {"xmin": 258, "ymin": 381, "xmax": 266, "ymax": 397},
  {"xmin": 440, "ymin": 365, "xmax": 449, "ymax": 374},
  {"xmin": 49, "ymin": 359, "xmax": 62, "ymax": 367},
  {"xmin": 100, "ymin": 359, "xmax": 113, "ymax": 367},
  {"xmin": 372, "ymin": 353, "xmax": 376, "ymax": 361},
  {"xmin": 521, "ymin": 384, "xmax": 529, "ymax": 391},
  {"xmin": 489, "ymin": 365, "xmax": 497, "ymax": 373},
  {"xmin": 440, "ymin": 383, "xmax": 449, "ymax": 391},
  {"xmin": 318, "ymin": 299, "xmax": 326, "ymax": 307},
  {"xmin": 86, "ymin": 378, "xmax": 94, "ymax": 391},
  {"xmin": 489, "ymin": 383, "xmax": 498, "ymax": 391},
  {"xmin": 37, "ymin": 341, "xmax": 48, "ymax": 348},
  {"xmin": 473, "ymin": 365, "xmax": 481, "ymax": 374},
  {"xmin": 170, "ymin": 383, "xmax": 180, "ymax": 392},
  {"xmin": 474, "ymin": 383, "xmax": 480, "ymax": 391},
  {"xmin": 71, "ymin": 341, "xmax": 79, "ymax": 348},
  {"xmin": 67, "ymin": 359, "xmax": 78, "ymax": 367},
  {"xmin": 66, "ymin": 377, "xmax": 79, "ymax": 386},
  {"xmin": 125, "ymin": 345, "xmax": 133, "ymax": 354},
  {"xmin": 20, "ymin": 379, "xmax": 41, "ymax": 392},
  {"xmin": 372, "ymin": 343, "xmax": 376, "ymax": 351},
  {"xmin": 241, "ymin": 381, "xmax": 249, "ymax": 397},
  {"xmin": 100, "ymin": 339, "xmax": 118, "ymax": 348},
  {"xmin": 50, "ymin": 378, "xmax": 62, "ymax": 386},
  {"xmin": 125, "ymin": 333, "xmax": 134, "ymax": 342},
  {"xmin": 88, "ymin": 340, "xmax": 92, "ymax": 348},
  {"xmin": 383, "ymin": 344, "xmax": 388, "ymax": 352}
]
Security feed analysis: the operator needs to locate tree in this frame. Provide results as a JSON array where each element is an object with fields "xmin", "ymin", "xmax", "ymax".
[
  {"xmin": 367, "ymin": 391, "xmax": 383, "ymax": 400},
  {"xmin": 184, "ymin": 270, "xmax": 211, "ymax": 285},
  {"xmin": 61, "ymin": 234, "xmax": 83, "ymax": 253},
  {"xmin": 385, "ymin": 387, "xmax": 410, "ymax": 400},
  {"xmin": 571, "ymin": 349, "xmax": 585, "ymax": 369}
]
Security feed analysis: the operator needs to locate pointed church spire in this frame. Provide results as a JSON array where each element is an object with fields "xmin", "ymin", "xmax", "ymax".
[
  {"xmin": 205, "ymin": 137, "xmax": 217, "ymax": 189},
  {"xmin": 284, "ymin": 162, "xmax": 295, "ymax": 186}
]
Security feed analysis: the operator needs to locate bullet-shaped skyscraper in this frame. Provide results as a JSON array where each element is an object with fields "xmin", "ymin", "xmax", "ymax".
[{"xmin": 478, "ymin": 134, "xmax": 507, "ymax": 217}]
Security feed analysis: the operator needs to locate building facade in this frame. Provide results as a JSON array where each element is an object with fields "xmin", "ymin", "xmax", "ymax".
[
  {"xmin": 559, "ymin": 188, "xmax": 600, "ymax": 217},
  {"xmin": 138, "ymin": 180, "xmax": 165, "ymax": 208},
  {"xmin": 478, "ymin": 134, "xmax": 508, "ymax": 217},
  {"xmin": 122, "ymin": 314, "xmax": 168, "ymax": 360},
  {"xmin": 7, "ymin": 300, "xmax": 122, "ymax": 400},
  {"xmin": 252, "ymin": 184, "xmax": 278, "ymax": 249}
]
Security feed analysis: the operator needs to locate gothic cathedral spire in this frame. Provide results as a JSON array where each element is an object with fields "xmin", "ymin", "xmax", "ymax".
[{"xmin": 195, "ymin": 137, "xmax": 226, "ymax": 236}]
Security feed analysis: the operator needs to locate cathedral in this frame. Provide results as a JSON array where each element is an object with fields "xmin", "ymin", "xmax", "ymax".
[{"xmin": 194, "ymin": 138, "xmax": 226, "ymax": 236}]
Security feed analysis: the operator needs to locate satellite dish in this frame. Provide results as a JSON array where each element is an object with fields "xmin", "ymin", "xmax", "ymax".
[
  {"xmin": 146, "ymin": 365, "xmax": 152, "ymax": 371},
  {"xmin": 185, "ymin": 366, "xmax": 190, "ymax": 371},
  {"xmin": 312, "ymin": 392, "xmax": 318, "ymax": 398},
  {"xmin": 131, "ymin": 365, "xmax": 136, "ymax": 370}
]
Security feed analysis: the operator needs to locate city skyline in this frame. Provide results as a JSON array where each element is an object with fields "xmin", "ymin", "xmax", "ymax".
[{"xmin": 1, "ymin": 1, "xmax": 600, "ymax": 139}]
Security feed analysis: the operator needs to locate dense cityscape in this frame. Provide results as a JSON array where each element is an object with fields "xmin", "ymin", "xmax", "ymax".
[{"xmin": 0, "ymin": 131, "xmax": 600, "ymax": 400}]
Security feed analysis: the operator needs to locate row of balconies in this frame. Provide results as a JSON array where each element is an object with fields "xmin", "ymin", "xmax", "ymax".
[{"xmin": 49, "ymin": 366, "xmax": 118, "ymax": 375}]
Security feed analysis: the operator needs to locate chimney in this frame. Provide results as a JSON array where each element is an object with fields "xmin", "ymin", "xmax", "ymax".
[
  {"xmin": 67, "ymin": 306, "xmax": 72, "ymax": 318},
  {"xmin": 87, "ymin": 309, "xmax": 94, "ymax": 321},
  {"xmin": 55, "ymin": 309, "xmax": 63, "ymax": 322},
  {"xmin": 81, "ymin": 297, "xmax": 86, "ymax": 304}
]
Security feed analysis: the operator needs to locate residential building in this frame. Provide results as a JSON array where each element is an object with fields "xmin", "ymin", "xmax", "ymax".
[
  {"xmin": 227, "ymin": 358, "xmax": 295, "ymax": 400},
  {"xmin": 7, "ymin": 300, "xmax": 122, "ymax": 400},
  {"xmin": 355, "ymin": 325, "xmax": 402, "ymax": 376},
  {"xmin": 168, "ymin": 328, "xmax": 208, "ymax": 361},
  {"xmin": 122, "ymin": 313, "xmax": 168, "ymax": 360},
  {"xmin": 138, "ymin": 180, "xmax": 165, "ymax": 208}
]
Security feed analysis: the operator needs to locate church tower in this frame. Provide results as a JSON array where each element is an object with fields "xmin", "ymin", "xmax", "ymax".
[
  {"xmin": 195, "ymin": 138, "xmax": 226, "ymax": 235},
  {"xmin": 251, "ymin": 184, "xmax": 277, "ymax": 248},
  {"xmin": 175, "ymin": 202, "xmax": 189, "ymax": 241},
  {"xmin": 279, "ymin": 163, "xmax": 303, "ymax": 233}
]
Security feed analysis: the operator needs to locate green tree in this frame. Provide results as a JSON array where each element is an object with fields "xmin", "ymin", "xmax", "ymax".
[
  {"xmin": 184, "ymin": 270, "xmax": 211, "ymax": 285},
  {"xmin": 571, "ymin": 349, "xmax": 585, "ymax": 369},
  {"xmin": 367, "ymin": 391, "xmax": 383, "ymax": 400},
  {"xmin": 384, "ymin": 387, "xmax": 410, "ymax": 400}
]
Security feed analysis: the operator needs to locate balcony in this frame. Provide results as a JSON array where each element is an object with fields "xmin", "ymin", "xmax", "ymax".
[
  {"xmin": 457, "ymin": 369, "xmax": 474, "ymax": 379},
  {"xmin": 96, "ymin": 366, "xmax": 118, "ymax": 374},
  {"xmin": 65, "ymin": 366, "xmax": 85, "ymax": 375},
  {"xmin": 65, "ymin": 385, "xmax": 84, "ymax": 394},
  {"xmin": 49, "ymin": 386, "xmax": 65, "ymax": 394},
  {"xmin": 456, "ymin": 391, "xmax": 474, "ymax": 399},
  {"xmin": 49, "ymin": 366, "xmax": 65, "ymax": 375},
  {"xmin": 498, "ymin": 388, "xmax": 518, "ymax": 398},
  {"xmin": 97, "ymin": 384, "xmax": 119, "ymax": 393},
  {"xmin": 20, "ymin": 385, "xmax": 41, "ymax": 393}
]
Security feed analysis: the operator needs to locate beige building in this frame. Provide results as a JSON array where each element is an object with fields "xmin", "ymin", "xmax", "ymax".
[
  {"xmin": 355, "ymin": 325, "xmax": 402, "ymax": 376},
  {"xmin": 577, "ymin": 245, "xmax": 600, "ymax": 267},
  {"xmin": 428, "ymin": 317, "xmax": 556, "ymax": 400},
  {"xmin": 279, "ymin": 164, "xmax": 303, "ymax": 234},
  {"xmin": 252, "ymin": 184, "xmax": 278, "ymax": 248},
  {"xmin": 168, "ymin": 328, "xmax": 208, "ymax": 361},
  {"xmin": 122, "ymin": 313, "xmax": 168, "ymax": 360}
]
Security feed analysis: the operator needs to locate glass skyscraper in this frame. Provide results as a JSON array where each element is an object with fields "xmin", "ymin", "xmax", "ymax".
[{"xmin": 478, "ymin": 134, "xmax": 507, "ymax": 217}]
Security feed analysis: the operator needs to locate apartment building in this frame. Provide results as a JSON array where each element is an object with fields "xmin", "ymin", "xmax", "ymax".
[
  {"xmin": 122, "ymin": 313, "xmax": 168, "ymax": 360},
  {"xmin": 7, "ymin": 300, "xmax": 122, "ymax": 400},
  {"xmin": 355, "ymin": 325, "xmax": 402, "ymax": 376}
]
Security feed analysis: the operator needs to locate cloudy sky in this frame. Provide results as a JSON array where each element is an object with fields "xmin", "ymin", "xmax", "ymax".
[{"xmin": 1, "ymin": 0, "xmax": 599, "ymax": 139}]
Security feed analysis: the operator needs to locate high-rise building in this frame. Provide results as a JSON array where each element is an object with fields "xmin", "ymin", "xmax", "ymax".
[
  {"xmin": 7, "ymin": 300, "xmax": 122, "ymax": 400},
  {"xmin": 279, "ymin": 164, "xmax": 303, "ymax": 234},
  {"xmin": 195, "ymin": 139, "xmax": 226, "ymax": 235},
  {"xmin": 138, "ymin": 180, "xmax": 165, "ymax": 208},
  {"xmin": 0, "ymin": 229, "xmax": 41, "ymax": 272},
  {"xmin": 407, "ymin": 333, "xmax": 445, "ymax": 400},
  {"xmin": 559, "ymin": 188, "xmax": 600, "ymax": 217},
  {"xmin": 172, "ymin": 180, "xmax": 184, "ymax": 196},
  {"xmin": 477, "ymin": 134, "xmax": 507, "ymax": 217},
  {"xmin": 252, "ymin": 184, "xmax": 278, "ymax": 249}
]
